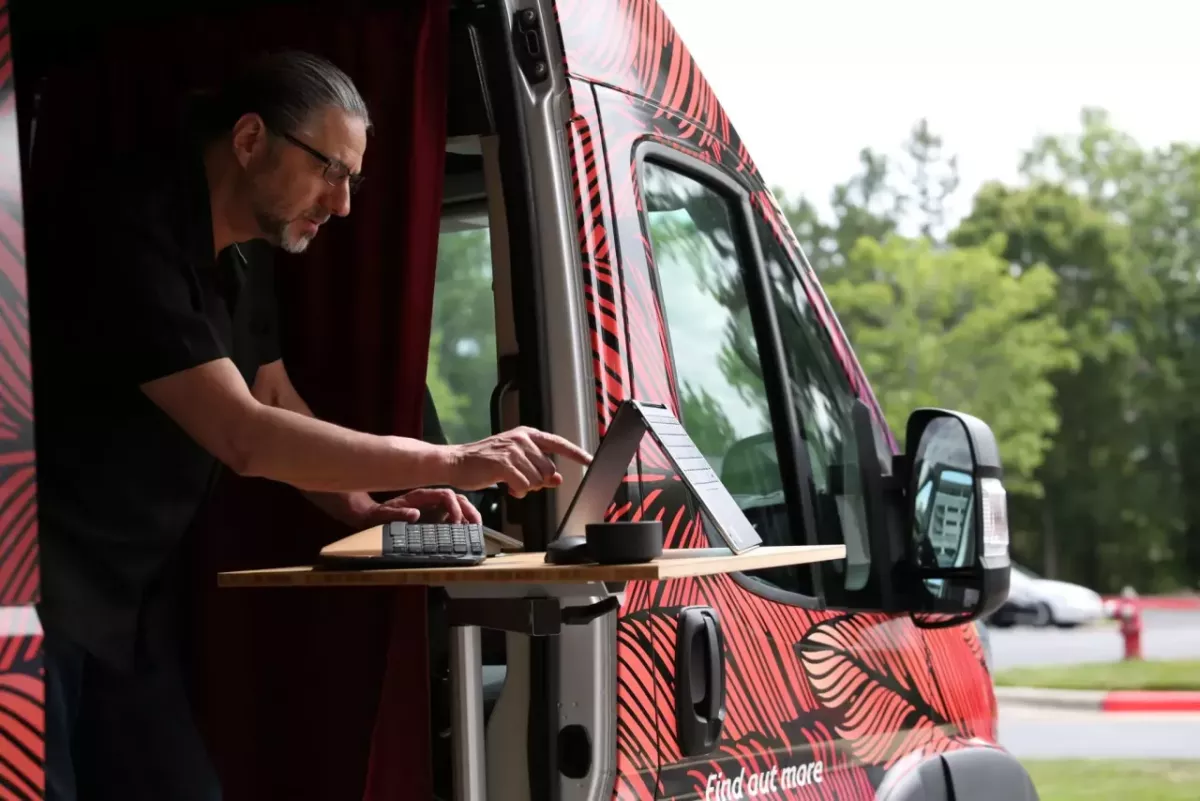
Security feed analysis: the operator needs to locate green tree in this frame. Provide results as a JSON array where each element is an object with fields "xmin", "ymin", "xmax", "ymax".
[
  {"xmin": 949, "ymin": 180, "xmax": 1170, "ymax": 587},
  {"xmin": 896, "ymin": 118, "xmax": 961, "ymax": 241},
  {"xmin": 1019, "ymin": 108, "xmax": 1200, "ymax": 589},
  {"xmin": 426, "ymin": 228, "xmax": 498, "ymax": 444},
  {"xmin": 774, "ymin": 148, "xmax": 898, "ymax": 277},
  {"xmin": 775, "ymin": 117, "xmax": 961, "ymax": 275},
  {"xmin": 823, "ymin": 233, "xmax": 1077, "ymax": 498},
  {"xmin": 680, "ymin": 384, "xmax": 737, "ymax": 460},
  {"xmin": 644, "ymin": 206, "xmax": 771, "ymax": 452},
  {"xmin": 425, "ymin": 329, "xmax": 468, "ymax": 437}
]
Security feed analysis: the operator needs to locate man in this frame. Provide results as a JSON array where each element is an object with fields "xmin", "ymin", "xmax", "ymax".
[{"xmin": 27, "ymin": 51, "xmax": 591, "ymax": 800}]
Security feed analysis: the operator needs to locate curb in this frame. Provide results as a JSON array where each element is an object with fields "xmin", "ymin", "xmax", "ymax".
[
  {"xmin": 993, "ymin": 686, "xmax": 1106, "ymax": 712},
  {"xmin": 1101, "ymin": 691, "xmax": 1200, "ymax": 713},
  {"xmin": 1100, "ymin": 595, "xmax": 1200, "ymax": 611},
  {"xmin": 995, "ymin": 685, "xmax": 1200, "ymax": 713}
]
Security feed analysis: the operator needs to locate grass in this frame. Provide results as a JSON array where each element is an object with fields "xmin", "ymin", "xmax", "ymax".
[
  {"xmin": 993, "ymin": 659, "xmax": 1200, "ymax": 691},
  {"xmin": 1023, "ymin": 760, "xmax": 1200, "ymax": 801}
]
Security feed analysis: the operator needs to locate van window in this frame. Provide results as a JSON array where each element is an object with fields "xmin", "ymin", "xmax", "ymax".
[
  {"xmin": 429, "ymin": 207, "xmax": 497, "ymax": 444},
  {"xmin": 642, "ymin": 156, "xmax": 874, "ymax": 603},
  {"xmin": 754, "ymin": 216, "xmax": 873, "ymax": 597},
  {"xmin": 642, "ymin": 160, "xmax": 812, "ymax": 594}
]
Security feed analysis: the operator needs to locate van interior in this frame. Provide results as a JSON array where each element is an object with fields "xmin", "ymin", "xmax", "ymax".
[{"xmin": 13, "ymin": 0, "xmax": 525, "ymax": 798}]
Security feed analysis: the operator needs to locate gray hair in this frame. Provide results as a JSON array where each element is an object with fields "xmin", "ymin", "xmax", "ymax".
[{"xmin": 195, "ymin": 50, "xmax": 371, "ymax": 139}]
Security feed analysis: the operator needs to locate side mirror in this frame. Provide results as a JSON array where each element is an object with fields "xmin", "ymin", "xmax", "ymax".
[{"xmin": 900, "ymin": 409, "xmax": 1011, "ymax": 627}]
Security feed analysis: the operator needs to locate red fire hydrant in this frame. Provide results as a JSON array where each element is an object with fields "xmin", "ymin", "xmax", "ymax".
[{"xmin": 1117, "ymin": 590, "xmax": 1143, "ymax": 661}]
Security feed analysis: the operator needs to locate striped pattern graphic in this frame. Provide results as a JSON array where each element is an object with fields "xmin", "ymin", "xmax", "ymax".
[
  {"xmin": 0, "ymin": 0, "xmax": 36, "ymax": 611},
  {"xmin": 565, "ymin": 79, "xmax": 632, "ymax": 432},
  {"xmin": 798, "ymin": 614, "xmax": 977, "ymax": 767},
  {"xmin": 0, "ymin": 4, "xmax": 47, "ymax": 799},
  {"xmin": 0, "ymin": 608, "xmax": 44, "ymax": 801},
  {"xmin": 555, "ymin": 1, "xmax": 996, "ymax": 797},
  {"xmin": 612, "ymin": 613, "xmax": 660, "ymax": 799}
]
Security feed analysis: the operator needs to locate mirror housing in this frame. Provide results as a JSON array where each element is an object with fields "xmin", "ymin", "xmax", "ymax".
[{"xmin": 895, "ymin": 408, "xmax": 1011, "ymax": 627}]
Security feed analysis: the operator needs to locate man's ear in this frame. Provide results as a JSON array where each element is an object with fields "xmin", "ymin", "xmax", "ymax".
[{"xmin": 230, "ymin": 112, "xmax": 269, "ymax": 168}]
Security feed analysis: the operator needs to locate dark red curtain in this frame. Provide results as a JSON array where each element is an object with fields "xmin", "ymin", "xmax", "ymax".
[{"xmin": 23, "ymin": 2, "xmax": 449, "ymax": 799}]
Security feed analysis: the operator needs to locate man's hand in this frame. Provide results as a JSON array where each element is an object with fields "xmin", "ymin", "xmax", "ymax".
[
  {"xmin": 448, "ymin": 426, "xmax": 593, "ymax": 498},
  {"xmin": 358, "ymin": 488, "xmax": 482, "ymax": 526}
]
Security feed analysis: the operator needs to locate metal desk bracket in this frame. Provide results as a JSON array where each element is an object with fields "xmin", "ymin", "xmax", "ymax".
[
  {"xmin": 446, "ymin": 596, "xmax": 622, "ymax": 636},
  {"xmin": 444, "ymin": 582, "xmax": 624, "ymax": 801}
]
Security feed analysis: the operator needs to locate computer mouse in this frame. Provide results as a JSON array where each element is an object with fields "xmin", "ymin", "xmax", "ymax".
[{"xmin": 544, "ymin": 535, "xmax": 592, "ymax": 565}]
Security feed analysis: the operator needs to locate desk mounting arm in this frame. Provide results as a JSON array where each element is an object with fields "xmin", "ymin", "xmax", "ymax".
[{"xmin": 445, "ymin": 595, "xmax": 621, "ymax": 636}]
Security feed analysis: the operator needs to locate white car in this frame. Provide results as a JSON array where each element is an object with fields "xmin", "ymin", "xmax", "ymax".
[{"xmin": 1003, "ymin": 563, "xmax": 1106, "ymax": 628}]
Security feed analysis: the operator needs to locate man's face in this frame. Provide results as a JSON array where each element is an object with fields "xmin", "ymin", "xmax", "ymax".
[{"xmin": 244, "ymin": 106, "xmax": 368, "ymax": 254}]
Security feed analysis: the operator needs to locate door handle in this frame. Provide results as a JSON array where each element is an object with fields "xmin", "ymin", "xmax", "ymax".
[{"xmin": 675, "ymin": 606, "xmax": 726, "ymax": 756}]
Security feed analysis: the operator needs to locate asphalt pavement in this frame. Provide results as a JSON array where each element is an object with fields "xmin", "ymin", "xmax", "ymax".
[
  {"xmin": 987, "ymin": 609, "xmax": 1200, "ymax": 761},
  {"xmin": 998, "ymin": 702, "xmax": 1200, "ymax": 760},
  {"xmin": 988, "ymin": 610, "xmax": 1200, "ymax": 671}
]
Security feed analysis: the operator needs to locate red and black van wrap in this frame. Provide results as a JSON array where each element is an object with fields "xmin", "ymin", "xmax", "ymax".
[
  {"xmin": 554, "ymin": 1, "xmax": 998, "ymax": 797},
  {"xmin": 0, "ymin": 1, "xmax": 46, "ymax": 797}
]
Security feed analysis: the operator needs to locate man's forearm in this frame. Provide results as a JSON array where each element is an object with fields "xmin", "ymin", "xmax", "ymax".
[
  {"xmin": 238, "ymin": 397, "xmax": 456, "ymax": 495},
  {"xmin": 254, "ymin": 374, "xmax": 378, "ymax": 523}
]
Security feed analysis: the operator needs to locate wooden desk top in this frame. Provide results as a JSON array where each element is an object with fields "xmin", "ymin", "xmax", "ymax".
[{"xmin": 217, "ymin": 544, "xmax": 846, "ymax": 588}]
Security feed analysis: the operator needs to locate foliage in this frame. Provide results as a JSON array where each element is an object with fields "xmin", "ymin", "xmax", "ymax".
[
  {"xmin": 823, "ymin": 233, "xmax": 1075, "ymax": 497},
  {"xmin": 950, "ymin": 177, "xmax": 1173, "ymax": 586},
  {"xmin": 680, "ymin": 384, "xmax": 738, "ymax": 460},
  {"xmin": 771, "ymin": 110, "xmax": 1200, "ymax": 593},
  {"xmin": 1016, "ymin": 108, "xmax": 1200, "ymax": 586},
  {"xmin": 425, "ymin": 227, "xmax": 497, "ymax": 445}
]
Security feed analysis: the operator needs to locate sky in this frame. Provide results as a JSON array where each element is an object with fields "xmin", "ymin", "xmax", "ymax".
[{"xmin": 654, "ymin": 0, "xmax": 1200, "ymax": 230}]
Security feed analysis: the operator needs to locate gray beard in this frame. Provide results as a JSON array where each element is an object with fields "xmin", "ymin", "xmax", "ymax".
[{"xmin": 254, "ymin": 207, "xmax": 312, "ymax": 254}]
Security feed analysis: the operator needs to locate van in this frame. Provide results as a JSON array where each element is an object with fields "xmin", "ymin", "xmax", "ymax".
[{"xmin": 1, "ymin": 0, "xmax": 1035, "ymax": 799}]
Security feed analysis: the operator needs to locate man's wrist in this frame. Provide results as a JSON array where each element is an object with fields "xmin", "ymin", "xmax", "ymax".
[
  {"xmin": 394, "ymin": 437, "xmax": 460, "ymax": 488},
  {"xmin": 302, "ymin": 488, "xmax": 376, "ymax": 528},
  {"xmin": 342, "ymin": 491, "xmax": 380, "ymax": 526}
]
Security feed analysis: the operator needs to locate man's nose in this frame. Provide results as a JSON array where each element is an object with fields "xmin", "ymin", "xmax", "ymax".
[{"xmin": 324, "ymin": 180, "xmax": 352, "ymax": 218}]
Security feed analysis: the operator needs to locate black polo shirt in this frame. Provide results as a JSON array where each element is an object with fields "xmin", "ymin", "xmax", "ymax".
[{"xmin": 29, "ymin": 140, "xmax": 281, "ymax": 670}]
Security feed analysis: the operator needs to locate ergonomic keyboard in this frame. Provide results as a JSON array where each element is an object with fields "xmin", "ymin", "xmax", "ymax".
[{"xmin": 318, "ymin": 521, "xmax": 489, "ymax": 569}]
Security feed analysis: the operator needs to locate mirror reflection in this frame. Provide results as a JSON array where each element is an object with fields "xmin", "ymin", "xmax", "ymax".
[{"xmin": 911, "ymin": 418, "xmax": 977, "ymax": 596}]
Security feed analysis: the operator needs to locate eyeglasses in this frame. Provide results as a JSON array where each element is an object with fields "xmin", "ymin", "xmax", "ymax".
[{"xmin": 277, "ymin": 130, "xmax": 366, "ymax": 195}]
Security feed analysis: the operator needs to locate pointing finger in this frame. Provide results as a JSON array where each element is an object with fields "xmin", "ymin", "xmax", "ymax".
[{"xmin": 525, "ymin": 430, "xmax": 593, "ymax": 465}]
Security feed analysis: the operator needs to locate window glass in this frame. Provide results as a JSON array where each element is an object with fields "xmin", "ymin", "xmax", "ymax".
[
  {"xmin": 756, "ymin": 216, "xmax": 873, "ymax": 596},
  {"xmin": 428, "ymin": 213, "xmax": 497, "ymax": 445},
  {"xmin": 642, "ymin": 161, "xmax": 811, "ymax": 594},
  {"xmin": 641, "ymin": 157, "xmax": 875, "ymax": 601}
]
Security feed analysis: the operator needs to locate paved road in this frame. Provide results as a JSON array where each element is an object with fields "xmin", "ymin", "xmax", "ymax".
[
  {"xmin": 998, "ymin": 701, "xmax": 1200, "ymax": 760},
  {"xmin": 987, "ymin": 610, "xmax": 1200, "ymax": 671}
]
